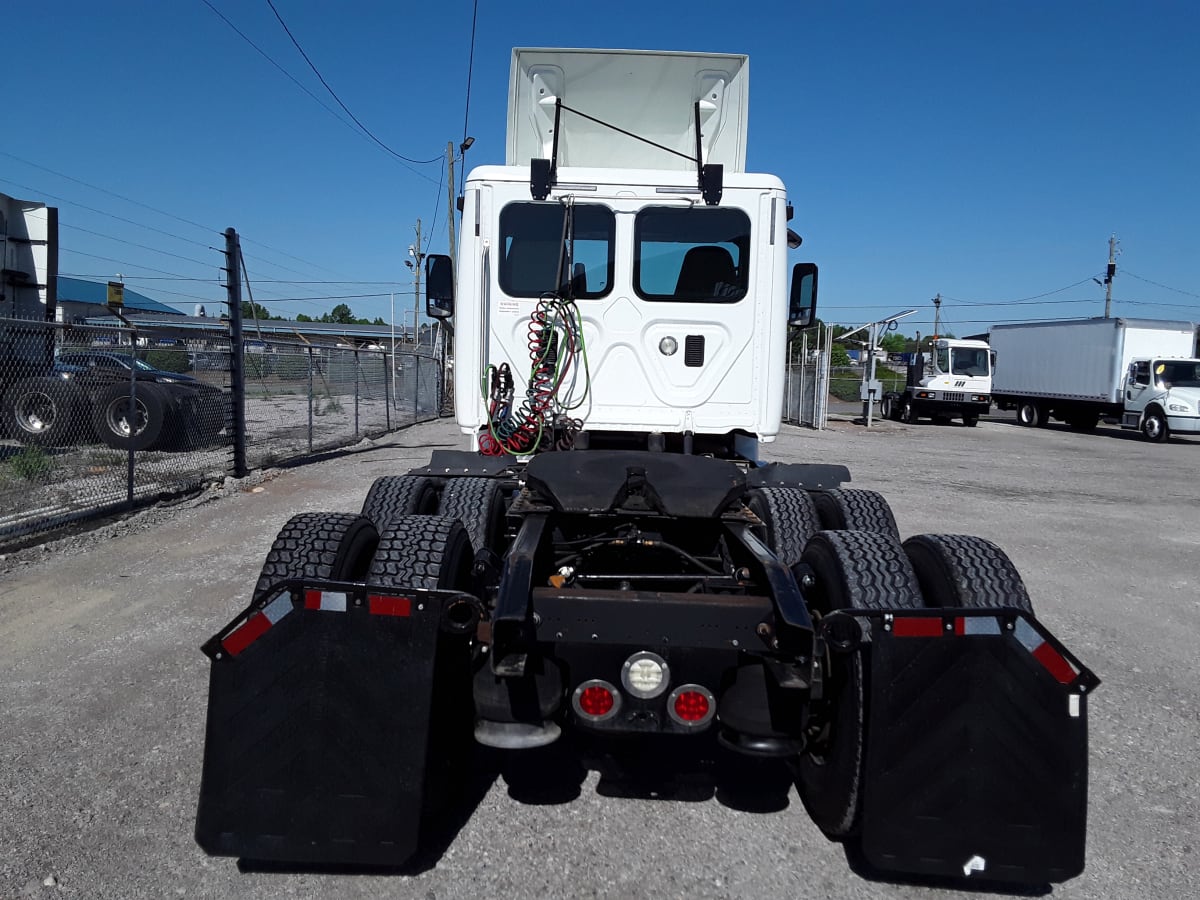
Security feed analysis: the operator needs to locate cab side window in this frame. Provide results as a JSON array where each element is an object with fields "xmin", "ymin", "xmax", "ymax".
[{"xmin": 1132, "ymin": 361, "xmax": 1150, "ymax": 386}]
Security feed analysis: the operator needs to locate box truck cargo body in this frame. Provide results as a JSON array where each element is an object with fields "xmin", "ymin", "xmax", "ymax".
[{"xmin": 990, "ymin": 318, "xmax": 1200, "ymax": 441}]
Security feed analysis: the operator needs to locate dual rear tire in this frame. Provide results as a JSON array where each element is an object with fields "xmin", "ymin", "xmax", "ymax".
[{"xmin": 796, "ymin": 529, "xmax": 1033, "ymax": 839}]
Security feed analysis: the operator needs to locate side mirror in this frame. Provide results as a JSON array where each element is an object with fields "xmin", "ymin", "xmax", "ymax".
[
  {"xmin": 425, "ymin": 255, "xmax": 454, "ymax": 319},
  {"xmin": 788, "ymin": 263, "xmax": 818, "ymax": 327}
]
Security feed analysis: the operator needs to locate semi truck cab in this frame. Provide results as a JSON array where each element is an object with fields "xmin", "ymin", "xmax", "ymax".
[{"xmin": 881, "ymin": 337, "xmax": 992, "ymax": 426}]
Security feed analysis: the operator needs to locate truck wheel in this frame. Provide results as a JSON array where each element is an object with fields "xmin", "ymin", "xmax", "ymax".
[
  {"xmin": 437, "ymin": 477, "xmax": 507, "ymax": 556},
  {"xmin": 1141, "ymin": 408, "xmax": 1169, "ymax": 443},
  {"xmin": 879, "ymin": 394, "xmax": 901, "ymax": 422},
  {"xmin": 368, "ymin": 515, "xmax": 474, "ymax": 590},
  {"xmin": 1016, "ymin": 401, "xmax": 1041, "ymax": 428},
  {"xmin": 3, "ymin": 377, "xmax": 86, "ymax": 446},
  {"xmin": 746, "ymin": 486, "xmax": 822, "ymax": 567},
  {"xmin": 900, "ymin": 402, "xmax": 917, "ymax": 424},
  {"xmin": 902, "ymin": 534, "xmax": 1033, "ymax": 613},
  {"xmin": 252, "ymin": 512, "xmax": 380, "ymax": 604},
  {"xmin": 796, "ymin": 531, "xmax": 923, "ymax": 838},
  {"xmin": 962, "ymin": 415, "xmax": 979, "ymax": 427},
  {"xmin": 811, "ymin": 489, "xmax": 900, "ymax": 539},
  {"xmin": 91, "ymin": 382, "xmax": 166, "ymax": 451},
  {"xmin": 361, "ymin": 475, "xmax": 440, "ymax": 531}
]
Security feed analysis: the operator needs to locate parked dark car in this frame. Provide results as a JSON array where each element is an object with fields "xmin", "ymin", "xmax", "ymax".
[{"xmin": 3, "ymin": 352, "xmax": 227, "ymax": 451}]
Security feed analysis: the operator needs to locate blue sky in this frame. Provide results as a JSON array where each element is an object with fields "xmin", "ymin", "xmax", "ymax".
[{"xmin": 4, "ymin": 1, "xmax": 1197, "ymax": 337}]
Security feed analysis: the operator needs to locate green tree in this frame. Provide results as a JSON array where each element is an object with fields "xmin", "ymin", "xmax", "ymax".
[
  {"xmin": 241, "ymin": 300, "xmax": 277, "ymax": 321},
  {"xmin": 830, "ymin": 345, "xmax": 851, "ymax": 367},
  {"xmin": 880, "ymin": 332, "xmax": 908, "ymax": 353},
  {"xmin": 295, "ymin": 313, "xmax": 313, "ymax": 322},
  {"xmin": 328, "ymin": 303, "xmax": 355, "ymax": 324}
]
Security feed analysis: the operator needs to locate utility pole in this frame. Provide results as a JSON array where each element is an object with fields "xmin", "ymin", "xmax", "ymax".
[
  {"xmin": 411, "ymin": 218, "xmax": 422, "ymax": 345},
  {"xmin": 932, "ymin": 293, "xmax": 942, "ymax": 341},
  {"xmin": 1103, "ymin": 234, "xmax": 1119, "ymax": 318},
  {"xmin": 446, "ymin": 142, "xmax": 457, "ymax": 280}
]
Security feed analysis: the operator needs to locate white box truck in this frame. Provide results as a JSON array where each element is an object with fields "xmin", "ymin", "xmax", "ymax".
[{"xmin": 990, "ymin": 317, "xmax": 1200, "ymax": 441}]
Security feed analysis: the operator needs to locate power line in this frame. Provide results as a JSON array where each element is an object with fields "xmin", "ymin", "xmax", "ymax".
[
  {"xmin": 941, "ymin": 278, "xmax": 1097, "ymax": 306},
  {"xmin": 263, "ymin": 0, "xmax": 443, "ymax": 174},
  {"xmin": 59, "ymin": 247, "xmax": 207, "ymax": 280},
  {"xmin": 59, "ymin": 223, "xmax": 217, "ymax": 268},
  {"xmin": 1123, "ymin": 271, "xmax": 1200, "ymax": 300},
  {"xmin": 1, "ymin": 149, "xmax": 341, "ymax": 279}
]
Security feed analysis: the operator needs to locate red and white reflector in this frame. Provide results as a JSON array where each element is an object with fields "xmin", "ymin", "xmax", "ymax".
[
  {"xmin": 304, "ymin": 590, "xmax": 348, "ymax": 612},
  {"xmin": 572, "ymin": 679, "xmax": 621, "ymax": 722},
  {"xmin": 1014, "ymin": 618, "xmax": 1078, "ymax": 684},
  {"xmin": 221, "ymin": 593, "xmax": 292, "ymax": 657},
  {"xmin": 888, "ymin": 613, "xmax": 1078, "ymax": 686},
  {"xmin": 667, "ymin": 684, "xmax": 716, "ymax": 728}
]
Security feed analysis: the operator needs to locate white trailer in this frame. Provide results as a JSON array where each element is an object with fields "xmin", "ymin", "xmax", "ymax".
[{"xmin": 990, "ymin": 317, "xmax": 1200, "ymax": 441}]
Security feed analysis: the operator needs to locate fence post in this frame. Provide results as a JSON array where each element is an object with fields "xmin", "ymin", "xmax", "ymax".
[
  {"xmin": 353, "ymin": 348, "xmax": 360, "ymax": 438},
  {"xmin": 224, "ymin": 228, "xmax": 249, "ymax": 477},
  {"xmin": 125, "ymin": 330, "xmax": 137, "ymax": 505},
  {"xmin": 383, "ymin": 349, "xmax": 391, "ymax": 430},
  {"xmin": 413, "ymin": 354, "xmax": 419, "ymax": 420},
  {"xmin": 307, "ymin": 346, "xmax": 314, "ymax": 455}
]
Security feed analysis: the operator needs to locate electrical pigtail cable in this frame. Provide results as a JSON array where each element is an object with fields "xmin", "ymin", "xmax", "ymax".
[{"xmin": 478, "ymin": 197, "xmax": 593, "ymax": 456}]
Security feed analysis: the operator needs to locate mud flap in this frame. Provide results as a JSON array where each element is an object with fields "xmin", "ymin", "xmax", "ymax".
[
  {"xmin": 195, "ymin": 584, "xmax": 467, "ymax": 867},
  {"xmin": 857, "ymin": 610, "xmax": 1099, "ymax": 885}
]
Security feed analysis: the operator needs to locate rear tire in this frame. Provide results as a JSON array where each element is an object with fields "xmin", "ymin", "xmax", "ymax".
[
  {"xmin": 368, "ymin": 515, "xmax": 474, "ymax": 590},
  {"xmin": 880, "ymin": 394, "xmax": 901, "ymax": 422},
  {"xmin": 963, "ymin": 415, "xmax": 979, "ymax": 428},
  {"xmin": 1016, "ymin": 401, "xmax": 1041, "ymax": 428},
  {"xmin": 3, "ymin": 377, "xmax": 86, "ymax": 446},
  {"xmin": 900, "ymin": 402, "xmax": 917, "ymax": 424},
  {"xmin": 361, "ymin": 475, "xmax": 440, "ymax": 531},
  {"xmin": 811, "ymin": 489, "xmax": 900, "ymax": 539},
  {"xmin": 436, "ymin": 477, "xmax": 507, "ymax": 556},
  {"xmin": 796, "ymin": 531, "xmax": 923, "ymax": 838},
  {"xmin": 92, "ymin": 381, "xmax": 167, "ymax": 451},
  {"xmin": 252, "ymin": 512, "xmax": 380, "ymax": 603},
  {"xmin": 902, "ymin": 534, "xmax": 1033, "ymax": 613},
  {"xmin": 746, "ymin": 486, "xmax": 822, "ymax": 567}
]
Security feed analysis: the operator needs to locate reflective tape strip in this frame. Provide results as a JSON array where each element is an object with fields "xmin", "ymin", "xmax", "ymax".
[
  {"xmin": 262, "ymin": 594, "xmax": 292, "ymax": 624},
  {"xmin": 303, "ymin": 590, "xmax": 347, "ymax": 612},
  {"xmin": 892, "ymin": 617, "xmax": 944, "ymax": 638},
  {"xmin": 369, "ymin": 595, "xmax": 412, "ymax": 617},
  {"xmin": 1015, "ymin": 617, "xmax": 1077, "ymax": 684},
  {"xmin": 957, "ymin": 616, "xmax": 1002, "ymax": 636},
  {"xmin": 222, "ymin": 613, "xmax": 270, "ymax": 657}
]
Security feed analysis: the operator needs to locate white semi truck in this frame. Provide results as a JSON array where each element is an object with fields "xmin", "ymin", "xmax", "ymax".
[
  {"xmin": 198, "ymin": 49, "xmax": 1098, "ymax": 886},
  {"xmin": 990, "ymin": 317, "xmax": 1200, "ymax": 441},
  {"xmin": 880, "ymin": 337, "xmax": 992, "ymax": 426}
]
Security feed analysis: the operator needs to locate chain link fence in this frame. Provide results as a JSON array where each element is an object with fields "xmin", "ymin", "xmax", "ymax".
[
  {"xmin": 1, "ymin": 317, "xmax": 445, "ymax": 548},
  {"xmin": 783, "ymin": 326, "xmax": 832, "ymax": 428}
]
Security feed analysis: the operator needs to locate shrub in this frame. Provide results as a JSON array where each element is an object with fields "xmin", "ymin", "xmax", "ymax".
[{"xmin": 144, "ymin": 349, "xmax": 191, "ymax": 373}]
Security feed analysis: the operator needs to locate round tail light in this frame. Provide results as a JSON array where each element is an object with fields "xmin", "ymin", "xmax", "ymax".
[
  {"xmin": 668, "ymin": 685, "xmax": 716, "ymax": 728},
  {"xmin": 572, "ymin": 679, "xmax": 621, "ymax": 722}
]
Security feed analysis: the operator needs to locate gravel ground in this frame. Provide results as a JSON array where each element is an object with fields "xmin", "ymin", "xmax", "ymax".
[{"xmin": 1, "ymin": 414, "xmax": 1197, "ymax": 899}]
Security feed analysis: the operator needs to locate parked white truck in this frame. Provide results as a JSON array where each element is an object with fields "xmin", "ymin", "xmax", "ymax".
[
  {"xmin": 990, "ymin": 317, "xmax": 1200, "ymax": 441},
  {"xmin": 880, "ymin": 337, "xmax": 992, "ymax": 426}
]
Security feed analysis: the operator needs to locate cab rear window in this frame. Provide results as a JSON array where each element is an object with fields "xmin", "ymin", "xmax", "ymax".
[
  {"xmin": 633, "ymin": 207, "xmax": 750, "ymax": 302},
  {"xmin": 499, "ymin": 202, "xmax": 614, "ymax": 298}
]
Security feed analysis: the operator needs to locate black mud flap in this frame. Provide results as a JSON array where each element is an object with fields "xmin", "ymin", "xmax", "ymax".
[
  {"xmin": 195, "ymin": 582, "xmax": 477, "ymax": 867},
  {"xmin": 856, "ymin": 609, "xmax": 1100, "ymax": 885}
]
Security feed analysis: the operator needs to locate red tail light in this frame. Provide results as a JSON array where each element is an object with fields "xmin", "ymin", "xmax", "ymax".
[
  {"xmin": 667, "ymin": 685, "xmax": 716, "ymax": 728},
  {"xmin": 572, "ymin": 679, "xmax": 621, "ymax": 722}
]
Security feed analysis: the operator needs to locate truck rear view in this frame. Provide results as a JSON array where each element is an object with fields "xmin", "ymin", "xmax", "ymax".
[{"xmin": 195, "ymin": 48, "xmax": 1100, "ymax": 888}]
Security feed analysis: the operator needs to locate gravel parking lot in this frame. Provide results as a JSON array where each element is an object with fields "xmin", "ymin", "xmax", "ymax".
[{"xmin": 1, "ymin": 414, "xmax": 1197, "ymax": 899}]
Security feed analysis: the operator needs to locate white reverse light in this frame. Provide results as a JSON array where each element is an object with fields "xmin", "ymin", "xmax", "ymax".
[{"xmin": 622, "ymin": 651, "xmax": 669, "ymax": 699}]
